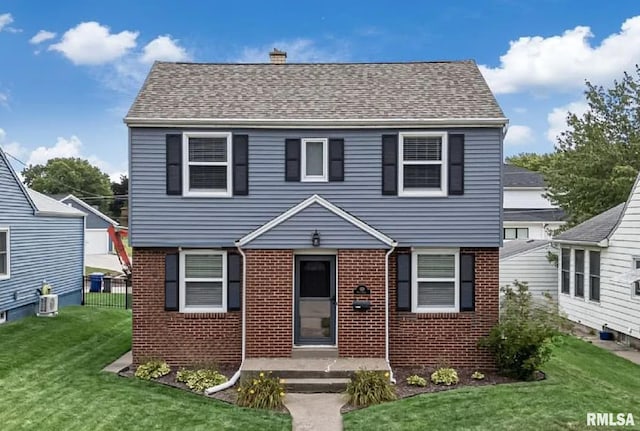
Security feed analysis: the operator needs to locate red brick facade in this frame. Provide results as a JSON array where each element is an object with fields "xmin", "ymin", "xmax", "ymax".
[{"xmin": 132, "ymin": 247, "xmax": 498, "ymax": 368}]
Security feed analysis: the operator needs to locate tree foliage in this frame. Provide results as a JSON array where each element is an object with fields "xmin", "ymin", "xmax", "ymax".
[
  {"xmin": 22, "ymin": 157, "xmax": 113, "ymax": 213},
  {"xmin": 544, "ymin": 67, "xmax": 640, "ymax": 226},
  {"xmin": 109, "ymin": 174, "xmax": 128, "ymax": 220},
  {"xmin": 506, "ymin": 152, "xmax": 555, "ymax": 173}
]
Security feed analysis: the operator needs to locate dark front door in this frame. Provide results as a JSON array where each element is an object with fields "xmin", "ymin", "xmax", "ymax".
[{"xmin": 294, "ymin": 255, "xmax": 336, "ymax": 345}]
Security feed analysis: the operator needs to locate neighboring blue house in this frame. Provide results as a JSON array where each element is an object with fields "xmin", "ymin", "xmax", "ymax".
[
  {"xmin": 59, "ymin": 194, "xmax": 118, "ymax": 255},
  {"xmin": 0, "ymin": 147, "xmax": 85, "ymax": 323}
]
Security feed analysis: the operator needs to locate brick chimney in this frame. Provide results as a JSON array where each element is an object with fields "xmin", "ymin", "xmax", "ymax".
[{"xmin": 269, "ymin": 48, "xmax": 287, "ymax": 64}]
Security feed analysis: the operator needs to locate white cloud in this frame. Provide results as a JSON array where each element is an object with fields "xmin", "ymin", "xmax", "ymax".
[
  {"xmin": 546, "ymin": 100, "xmax": 589, "ymax": 143},
  {"xmin": 26, "ymin": 136, "xmax": 83, "ymax": 166},
  {"xmin": 0, "ymin": 13, "xmax": 13, "ymax": 31},
  {"xmin": 0, "ymin": 128, "xmax": 26, "ymax": 162},
  {"xmin": 504, "ymin": 125, "xmax": 535, "ymax": 147},
  {"xmin": 236, "ymin": 38, "xmax": 349, "ymax": 63},
  {"xmin": 480, "ymin": 15, "xmax": 640, "ymax": 94},
  {"xmin": 140, "ymin": 35, "xmax": 190, "ymax": 63},
  {"xmin": 30, "ymin": 30, "xmax": 56, "ymax": 44},
  {"xmin": 0, "ymin": 91, "xmax": 8, "ymax": 108},
  {"xmin": 49, "ymin": 21, "xmax": 138, "ymax": 65}
]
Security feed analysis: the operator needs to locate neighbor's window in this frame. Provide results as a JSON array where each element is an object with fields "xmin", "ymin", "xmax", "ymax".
[
  {"xmin": 561, "ymin": 248, "xmax": 570, "ymax": 294},
  {"xmin": 399, "ymin": 132, "xmax": 448, "ymax": 196},
  {"xmin": 180, "ymin": 251, "xmax": 226, "ymax": 313},
  {"xmin": 412, "ymin": 250, "xmax": 459, "ymax": 313},
  {"xmin": 633, "ymin": 258, "xmax": 640, "ymax": 297},
  {"xmin": 183, "ymin": 132, "xmax": 232, "ymax": 197},
  {"xmin": 503, "ymin": 228, "xmax": 529, "ymax": 240},
  {"xmin": 589, "ymin": 250, "xmax": 600, "ymax": 302},
  {"xmin": 0, "ymin": 229, "xmax": 8, "ymax": 279},
  {"xmin": 574, "ymin": 250, "xmax": 585, "ymax": 298},
  {"xmin": 301, "ymin": 138, "xmax": 328, "ymax": 182}
]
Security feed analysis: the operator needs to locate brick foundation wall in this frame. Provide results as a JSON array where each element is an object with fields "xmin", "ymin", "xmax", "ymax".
[
  {"xmin": 389, "ymin": 248, "xmax": 499, "ymax": 368},
  {"xmin": 337, "ymin": 249, "xmax": 386, "ymax": 357},
  {"xmin": 245, "ymin": 250, "xmax": 294, "ymax": 357},
  {"xmin": 132, "ymin": 248, "xmax": 242, "ymax": 366}
]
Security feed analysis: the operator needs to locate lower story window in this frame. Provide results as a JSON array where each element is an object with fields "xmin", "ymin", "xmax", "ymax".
[
  {"xmin": 589, "ymin": 250, "xmax": 600, "ymax": 302},
  {"xmin": 0, "ymin": 229, "xmax": 8, "ymax": 279},
  {"xmin": 561, "ymin": 248, "xmax": 570, "ymax": 294},
  {"xmin": 180, "ymin": 250, "xmax": 226, "ymax": 312},
  {"xmin": 503, "ymin": 227, "xmax": 529, "ymax": 240},
  {"xmin": 412, "ymin": 250, "xmax": 459, "ymax": 313}
]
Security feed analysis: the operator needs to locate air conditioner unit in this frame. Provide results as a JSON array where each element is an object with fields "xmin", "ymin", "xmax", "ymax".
[{"xmin": 37, "ymin": 294, "xmax": 58, "ymax": 317}]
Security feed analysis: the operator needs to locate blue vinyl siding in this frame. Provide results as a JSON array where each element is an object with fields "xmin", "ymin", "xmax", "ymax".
[
  {"xmin": 61, "ymin": 199, "xmax": 112, "ymax": 229},
  {"xmin": 130, "ymin": 128, "xmax": 502, "ymax": 248},
  {"xmin": 0, "ymin": 154, "xmax": 84, "ymax": 319}
]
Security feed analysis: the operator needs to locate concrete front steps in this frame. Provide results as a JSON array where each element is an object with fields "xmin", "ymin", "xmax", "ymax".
[{"xmin": 241, "ymin": 352, "xmax": 389, "ymax": 393}]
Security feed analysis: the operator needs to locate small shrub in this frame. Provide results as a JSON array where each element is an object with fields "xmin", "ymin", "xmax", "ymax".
[
  {"xmin": 479, "ymin": 281, "xmax": 564, "ymax": 380},
  {"xmin": 176, "ymin": 368, "xmax": 227, "ymax": 392},
  {"xmin": 471, "ymin": 371, "xmax": 485, "ymax": 380},
  {"xmin": 431, "ymin": 367, "xmax": 459, "ymax": 385},
  {"xmin": 237, "ymin": 371, "xmax": 285, "ymax": 410},
  {"xmin": 346, "ymin": 370, "xmax": 396, "ymax": 407},
  {"xmin": 406, "ymin": 374, "xmax": 427, "ymax": 387},
  {"xmin": 135, "ymin": 359, "xmax": 170, "ymax": 380}
]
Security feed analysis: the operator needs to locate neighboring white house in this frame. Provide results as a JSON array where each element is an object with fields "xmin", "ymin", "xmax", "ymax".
[
  {"xmin": 503, "ymin": 164, "xmax": 565, "ymax": 240},
  {"xmin": 499, "ymin": 239, "xmax": 557, "ymax": 301},
  {"xmin": 554, "ymin": 173, "xmax": 640, "ymax": 347},
  {"xmin": 59, "ymin": 195, "xmax": 118, "ymax": 255}
]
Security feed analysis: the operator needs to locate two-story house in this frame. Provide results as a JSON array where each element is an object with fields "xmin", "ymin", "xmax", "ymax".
[{"xmin": 125, "ymin": 53, "xmax": 507, "ymax": 374}]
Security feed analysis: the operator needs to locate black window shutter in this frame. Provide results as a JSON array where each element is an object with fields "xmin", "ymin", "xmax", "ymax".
[
  {"xmin": 227, "ymin": 253, "xmax": 241, "ymax": 311},
  {"xmin": 328, "ymin": 138, "xmax": 344, "ymax": 181},
  {"xmin": 285, "ymin": 139, "xmax": 301, "ymax": 181},
  {"xmin": 233, "ymin": 135, "xmax": 249, "ymax": 195},
  {"xmin": 448, "ymin": 134, "xmax": 465, "ymax": 195},
  {"xmin": 397, "ymin": 253, "xmax": 411, "ymax": 311},
  {"xmin": 165, "ymin": 253, "xmax": 179, "ymax": 311},
  {"xmin": 166, "ymin": 134, "xmax": 182, "ymax": 195},
  {"xmin": 382, "ymin": 134, "xmax": 398, "ymax": 195},
  {"xmin": 460, "ymin": 253, "xmax": 475, "ymax": 311}
]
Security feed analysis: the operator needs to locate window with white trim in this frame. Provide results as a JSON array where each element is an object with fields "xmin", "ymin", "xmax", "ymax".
[
  {"xmin": 560, "ymin": 248, "xmax": 570, "ymax": 294},
  {"xmin": 399, "ymin": 132, "xmax": 448, "ymax": 196},
  {"xmin": 179, "ymin": 250, "xmax": 227, "ymax": 313},
  {"xmin": 574, "ymin": 249, "xmax": 585, "ymax": 298},
  {"xmin": 633, "ymin": 258, "xmax": 640, "ymax": 297},
  {"xmin": 0, "ymin": 229, "xmax": 8, "ymax": 280},
  {"xmin": 503, "ymin": 227, "xmax": 529, "ymax": 240},
  {"xmin": 589, "ymin": 250, "xmax": 600, "ymax": 302},
  {"xmin": 412, "ymin": 250, "xmax": 459, "ymax": 312},
  {"xmin": 183, "ymin": 132, "xmax": 232, "ymax": 197},
  {"xmin": 301, "ymin": 138, "xmax": 328, "ymax": 182}
]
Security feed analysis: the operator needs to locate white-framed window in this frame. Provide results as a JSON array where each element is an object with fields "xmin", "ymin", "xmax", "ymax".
[
  {"xmin": 301, "ymin": 138, "xmax": 328, "ymax": 182},
  {"xmin": 633, "ymin": 258, "xmax": 640, "ymax": 297},
  {"xmin": 503, "ymin": 227, "xmax": 529, "ymax": 240},
  {"xmin": 412, "ymin": 249, "xmax": 459, "ymax": 313},
  {"xmin": 0, "ymin": 228, "xmax": 9, "ymax": 280},
  {"xmin": 574, "ymin": 249, "xmax": 585, "ymax": 298},
  {"xmin": 182, "ymin": 132, "xmax": 232, "ymax": 197},
  {"xmin": 589, "ymin": 250, "xmax": 600, "ymax": 302},
  {"xmin": 179, "ymin": 250, "xmax": 227, "ymax": 313},
  {"xmin": 560, "ymin": 248, "xmax": 570, "ymax": 295},
  {"xmin": 399, "ymin": 132, "xmax": 448, "ymax": 197}
]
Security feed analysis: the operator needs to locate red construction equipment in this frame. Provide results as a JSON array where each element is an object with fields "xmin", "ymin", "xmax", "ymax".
[{"xmin": 107, "ymin": 225, "xmax": 132, "ymax": 278}]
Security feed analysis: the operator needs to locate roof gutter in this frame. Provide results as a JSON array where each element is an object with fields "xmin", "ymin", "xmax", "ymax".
[
  {"xmin": 552, "ymin": 239, "xmax": 609, "ymax": 248},
  {"xmin": 123, "ymin": 117, "xmax": 509, "ymax": 129},
  {"xmin": 34, "ymin": 210, "xmax": 86, "ymax": 218}
]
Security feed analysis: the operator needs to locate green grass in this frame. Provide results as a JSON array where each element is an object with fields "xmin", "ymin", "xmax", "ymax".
[
  {"xmin": 344, "ymin": 337, "xmax": 640, "ymax": 430},
  {"xmin": 84, "ymin": 292, "xmax": 131, "ymax": 308},
  {"xmin": 84, "ymin": 266, "xmax": 121, "ymax": 276},
  {"xmin": 0, "ymin": 307, "xmax": 290, "ymax": 431}
]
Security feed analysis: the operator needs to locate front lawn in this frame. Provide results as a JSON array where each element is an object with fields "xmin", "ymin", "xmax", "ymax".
[
  {"xmin": 344, "ymin": 337, "xmax": 640, "ymax": 430},
  {"xmin": 0, "ymin": 307, "xmax": 290, "ymax": 431}
]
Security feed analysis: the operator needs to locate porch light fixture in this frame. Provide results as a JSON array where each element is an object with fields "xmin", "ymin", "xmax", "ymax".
[{"xmin": 311, "ymin": 230, "xmax": 321, "ymax": 247}]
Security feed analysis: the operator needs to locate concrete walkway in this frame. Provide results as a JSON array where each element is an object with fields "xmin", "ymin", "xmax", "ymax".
[
  {"xmin": 583, "ymin": 336, "xmax": 640, "ymax": 365},
  {"xmin": 284, "ymin": 393, "xmax": 345, "ymax": 431},
  {"xmin": 103, "ymin": 350, "xmax": 132, "ymax": 373},
  {"xmin": 86, "ymin": 253, "xmax": 127, "ymax": 273}
]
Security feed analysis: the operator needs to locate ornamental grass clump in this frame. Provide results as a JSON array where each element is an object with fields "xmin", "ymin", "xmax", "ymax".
[
  {"xmin": 346, "ymin": 369, "xmax": 396, "ymax": 407},
  {"xmin": 236, "ymin": 371, "xmax": 285, "ymax": 410},
  {"xmin": 135, "ymin": 359, "xmax": 170, "ymax": 380},
  {"xmin": 430, "ymin": 367, "xmax": 459, "ymax": 386},
  {"xmin": 406, "ymin": 374, "xmax": 428, "ymax": 387},
  {"xmin": 176, "ymin": 368, "xmax": 227, "ymax": 392}
]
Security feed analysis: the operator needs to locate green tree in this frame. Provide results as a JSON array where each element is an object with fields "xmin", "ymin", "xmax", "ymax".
[
  {"xmin": 22, "ymin": 157, "xmax": 113, "ymax": 213},
  {"xmin": 109, "ymin": 174, "xmax": 128, "ymax": 220},
  {"xmin": 545, "ymin": 67, "xmax": 640, "ymax": 226},
  {"xmin": 506, "ymin": 152, "xmax": 555, "ymax": 172}
]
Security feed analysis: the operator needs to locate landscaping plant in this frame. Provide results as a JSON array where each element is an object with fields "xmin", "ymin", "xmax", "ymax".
[
  {"xmin": 471, "ymin": 371, "xmax": 485, "ymax": 380},
  {"xmin": 237, "ymin": 372, "xmax": 285, "ymax": 410},
  {"xmin": 406, "ymin": 375, "xmax": 428, "ymax": 387},
  {"xmin": 176, "ymin": 368, "xmax": 227, "ymax": 392},
  {"xmin": 134, "ymin": 359, "xmax": 171, "ymax": 380},
  {"xmin": 430, "ymin": 368, "xmax": 459, "ymax": 386},
  {"xmin": 346, "ymin": 370, "xmax": 396, "ymax": 407},
  {"xmin": 479, "ymin": 281, "xmax": 564, "ymax": 380}
]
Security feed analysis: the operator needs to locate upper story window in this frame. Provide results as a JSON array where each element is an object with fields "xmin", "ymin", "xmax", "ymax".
[
  {"xmin": 179, "ymin": 250, "xmax": 227, "ymax": 313},
  {"xmin": 0, "ymin": 228, "xmax": 8, "ymax": 280},
  {"xmin": 182, "ymin": 132, "xmax": 232, "ymax": 197},
  {"xmin": 504, "ymin": 227, "xmax": 529, "ymax": 240},
  {"xmin": 398, "ymin": 132, "xmax": 448, "ymax": 197},
  {"xmin": 301, "ymin": 138, "xmax": 328, "ymax": 182},
  {"xmin": 412, "ymin": 249, "xmax": 459, "ymax": 313}
]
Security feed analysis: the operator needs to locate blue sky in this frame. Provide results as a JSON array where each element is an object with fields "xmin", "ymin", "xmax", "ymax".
[{"xmin": 1, "ymin": 0, "xmax": 639, "ymax": 179}]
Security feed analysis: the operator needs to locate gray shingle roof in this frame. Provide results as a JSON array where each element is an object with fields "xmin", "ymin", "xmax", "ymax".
[
  {"xmin": 500, "ymin": 240, "xmax": 550, "ymax": 259},
  {"xmin": 554, "ymin": 203, "xmax": 625, "ymax": 244},
  {"xmin": 126, "ymin": 61, "xmax": 505, "ymax": 122},
  {"xmin": 504, "ymin": 208, "xmax": 566, "ymax": 222},
  {"xmin": 503, "ymin": 164, "xmax": 545, "ymax": 187},
  {"xmin": 27, "ymin": 189, "xmax": 85, "ymax": 217}
]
